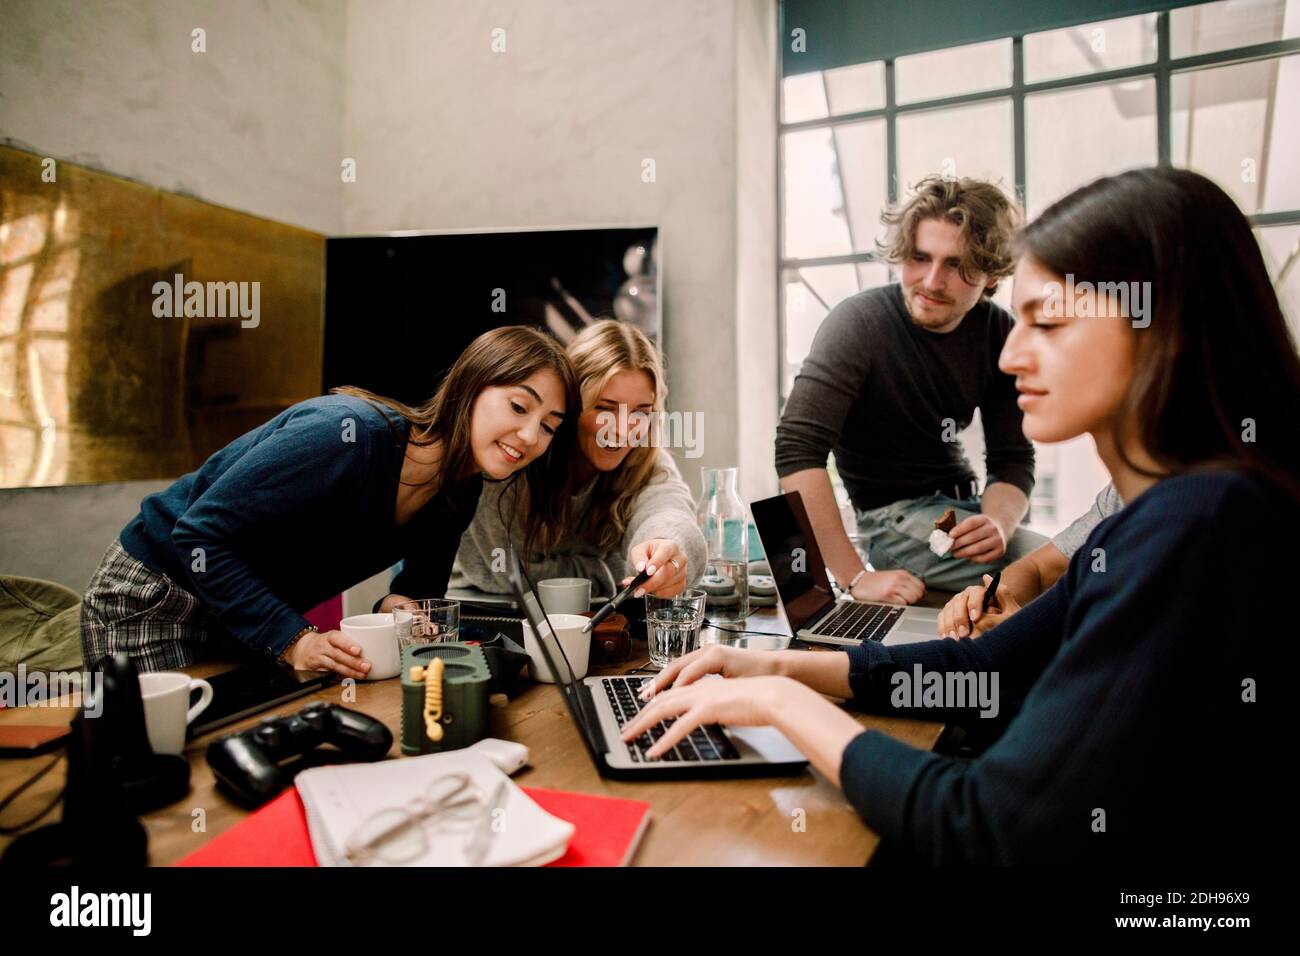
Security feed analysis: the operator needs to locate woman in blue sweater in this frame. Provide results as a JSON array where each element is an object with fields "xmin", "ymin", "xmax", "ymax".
[
  {"xmin": 81, "ymin": 326, "xmax": 580, "ymax": 678},
  {"xmin": 624, "ymin": 168, "xmax": 1298, "ymax": 864}
]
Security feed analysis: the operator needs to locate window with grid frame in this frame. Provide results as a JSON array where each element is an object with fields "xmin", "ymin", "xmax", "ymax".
[{"xmin": 778, "ymin": 0, "xmax": 1300, "ymax": 534}]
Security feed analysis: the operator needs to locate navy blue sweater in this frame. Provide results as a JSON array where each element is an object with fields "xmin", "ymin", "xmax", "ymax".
[
  {"xmin": 120, "ymin": 396, "xmax": 483, "ymax": 658},
  {"xmin": 839, "ymin": 470, "xmax": 1284, "ymax": 865}
]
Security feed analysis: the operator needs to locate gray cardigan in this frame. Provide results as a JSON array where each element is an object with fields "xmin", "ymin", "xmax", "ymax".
[{"xmin": 450, "ymin": 449, "xmax": 708, "ymax": 598}]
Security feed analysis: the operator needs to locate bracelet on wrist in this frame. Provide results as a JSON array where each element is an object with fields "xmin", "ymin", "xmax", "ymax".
[{"xmin": 278, "ymin": 624, "xmax": 317, "ymax": 664}]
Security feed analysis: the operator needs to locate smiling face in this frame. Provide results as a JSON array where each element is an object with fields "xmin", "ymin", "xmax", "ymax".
[
  {"xmin": 469, "ymin": 369, "xmax": 568, "ymax": 479},
  {"xmin": 1000, "ymin": 253, "xmax": 1137, "ymax": 444},
  {"xmin": 899, "ymin": 218, "xmax": 997, "ymax": 333},
  {"xmin": 578, "ymin": 368, "xmax": 656, "ymax": 472}
]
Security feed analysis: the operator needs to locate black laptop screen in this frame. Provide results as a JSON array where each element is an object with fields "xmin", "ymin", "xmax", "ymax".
[
  {"xmin": 506, "ymin": 550, "xmax": 603, "ymax": 761},
  {"xmin": 750, "ymin": 492, "xmax": 838, "ymax": 632}
]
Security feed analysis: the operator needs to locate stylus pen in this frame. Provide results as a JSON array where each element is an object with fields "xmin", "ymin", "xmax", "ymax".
[
  {"xmin": 980, "ymin": 570, "xmax": 1002, "ymax": 615},
  {"xmin": 582, "ymin": 567, "xmax": 652, "ymax": 633}
]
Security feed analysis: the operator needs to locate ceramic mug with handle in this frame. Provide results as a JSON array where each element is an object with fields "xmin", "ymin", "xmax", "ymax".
[{"xmin": 138, "ymin": 672, "xmax": 214, "ymax": 755}]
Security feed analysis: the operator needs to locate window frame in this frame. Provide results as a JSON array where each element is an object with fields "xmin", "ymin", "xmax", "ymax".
[{"xmin": 776, "ymin": 6, "xmax": 1300, "ymax": 405}]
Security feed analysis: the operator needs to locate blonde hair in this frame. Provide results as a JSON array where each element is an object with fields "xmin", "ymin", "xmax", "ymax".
[{"xmin": 567, "ymin": 320, "xmax": 667, "ymax": 550}]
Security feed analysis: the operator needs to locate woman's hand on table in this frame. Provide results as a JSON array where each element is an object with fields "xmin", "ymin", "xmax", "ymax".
[
  {"xmin": 285, "ymin": 630, "xmax": 371, "ymax": 680},
  {"xmin": 623, "ymin": 538, "xmax": 688, "ymax": 597}
]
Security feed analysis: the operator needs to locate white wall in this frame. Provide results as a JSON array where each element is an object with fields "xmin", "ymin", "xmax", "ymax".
[
  {"xmin": 0, "ymin": 0, "xmax": 780, "ymax": 601},
  {"xmin": 734, "ymin": 0, "xmax": 780, "ymax": 503},
  {"xmin": 0, "ymin": 0, "xmax": 346, "ymax": 234},
  {"xmin": 1, "ymin": 0, "xmax": 779, "ymax": 497},
  {"xmin": 340, "ymin": 0, "xmax": 778, "ymax": 500}
]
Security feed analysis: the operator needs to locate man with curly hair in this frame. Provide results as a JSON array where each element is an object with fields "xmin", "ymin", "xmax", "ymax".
[{"xmin": 775, "ymin": 176, "xmax": 1046, "ymax": 603}]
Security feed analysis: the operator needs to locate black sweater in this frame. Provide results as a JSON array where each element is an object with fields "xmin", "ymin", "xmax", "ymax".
[
  {"xmin": 838, "ymin": 469, "xmax": 1285, "ymax": 865},
  {"xmin": 775, "ymin": 284, "xmax": 1035, "ymax": 509}
]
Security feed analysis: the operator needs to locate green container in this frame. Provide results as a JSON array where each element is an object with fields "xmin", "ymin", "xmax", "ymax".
[{"xmin": 399, "ymin": 642, "xmax": 492, "ymax": 756}]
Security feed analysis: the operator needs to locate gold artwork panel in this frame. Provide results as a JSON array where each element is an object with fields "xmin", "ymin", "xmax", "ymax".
[{"xmin": 0, "ymin": 146, "xmax": 325, "ymax": 487}]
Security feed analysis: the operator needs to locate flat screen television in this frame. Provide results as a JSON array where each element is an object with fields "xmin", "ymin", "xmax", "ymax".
[{"xmin": 323, "ymin": 226, "xmax": 660, "ymax": 405}]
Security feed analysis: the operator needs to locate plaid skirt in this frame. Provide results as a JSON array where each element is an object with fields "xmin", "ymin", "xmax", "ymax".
[{"xmin": 80, "ymin": 540, "xmax": 230, "ymax": 673}]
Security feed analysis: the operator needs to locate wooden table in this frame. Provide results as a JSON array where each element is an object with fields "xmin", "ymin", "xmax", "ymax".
[{"xmin": 0, "ymin": 607, "xmax": 944, "ymax": 866}]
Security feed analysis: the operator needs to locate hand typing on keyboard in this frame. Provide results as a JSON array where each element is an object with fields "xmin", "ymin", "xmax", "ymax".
[
  {"xmin": 619, "ymin": 674, "xmax": 800, "ymax": 760},
  {"xmin": 604, "ymin": 676, "xmax": 739, "ymax": 762},
  {"xmin": 637, "ymin": 645, "xmax": 785, "ymax": 701},
  {"xmin": 619, "ymin": 646, "xmax": 868, "ymax": 784}
]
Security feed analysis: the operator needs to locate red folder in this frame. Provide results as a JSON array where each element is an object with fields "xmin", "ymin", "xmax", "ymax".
[{"xmin": 176, "ymin": 785, "xmax": 650, "ymax": 868}]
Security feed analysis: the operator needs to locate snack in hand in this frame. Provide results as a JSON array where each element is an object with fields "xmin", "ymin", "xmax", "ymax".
[{"xmin": 929, "ymin": 508, "xmax": 957, "ymax": 558}]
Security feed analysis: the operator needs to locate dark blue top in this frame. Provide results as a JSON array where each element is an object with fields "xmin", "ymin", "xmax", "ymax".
[
  {"xmin": 838, "ymin": 469, "xmax": 1285, "ymax": 865},
  {"xmin": 120, "ymin": 395, "xmax": 483, "ymax": 658}
]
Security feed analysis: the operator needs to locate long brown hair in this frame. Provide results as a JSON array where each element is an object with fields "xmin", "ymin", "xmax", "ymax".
[
  {"xmin": 1018, "ymin": 167, "xmax": 1300, "ymax": 498},
  {"xmin": 333, "ymin": 325, "xmax": 581, "ymax": 549}
]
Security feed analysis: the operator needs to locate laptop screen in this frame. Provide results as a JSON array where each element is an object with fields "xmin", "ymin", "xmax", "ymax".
[
  {"xmin": 506, "ymin": 549, "xmax": 603, "ymax": 761},
  {"xmin": 749, "ymin": 491, "xmax": 838, "ymax": 633}
]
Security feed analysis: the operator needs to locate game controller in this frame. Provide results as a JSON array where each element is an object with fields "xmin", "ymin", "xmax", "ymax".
[{"xmin": 206, "ymin": 702, "xmax": 393, "ymax": 807}]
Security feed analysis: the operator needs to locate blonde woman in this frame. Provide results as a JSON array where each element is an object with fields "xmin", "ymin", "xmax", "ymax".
[{"xmin": 451, "ymin": 320, "xmax": 705, "ymax": 600}]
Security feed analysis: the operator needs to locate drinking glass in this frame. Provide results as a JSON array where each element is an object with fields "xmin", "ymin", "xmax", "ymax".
[
  {"xmin": 394, "ymin": 598, "xmax": 459, "ymax": 650},
  {"xmin": 644, "ymin": 589, "xmax": 707, "ymax": 668}
]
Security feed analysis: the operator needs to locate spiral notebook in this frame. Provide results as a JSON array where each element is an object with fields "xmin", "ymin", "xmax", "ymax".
[{"xmin": 295, "ymin": 750, "xmax": 574, "ymax": 867}]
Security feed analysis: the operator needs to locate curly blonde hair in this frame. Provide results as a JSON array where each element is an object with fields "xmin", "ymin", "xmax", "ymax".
[{"xmin": 878, "ymin": 175, "xmax": 1022, "ymax": 296}]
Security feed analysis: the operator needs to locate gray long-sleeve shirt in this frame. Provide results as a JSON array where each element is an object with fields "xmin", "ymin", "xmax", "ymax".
[
  {"xmin": 450, "ymin": 448, "xmax": 707, "ymax": 598},
  {"xmin": 775, "ymin": 283, "xmax": 1035, "ymax": 511}
]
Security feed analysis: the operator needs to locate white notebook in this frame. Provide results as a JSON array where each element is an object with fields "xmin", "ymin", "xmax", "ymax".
[{"xmin": 295, "ymin": 751, "xmax": 574, "ymax": 867}]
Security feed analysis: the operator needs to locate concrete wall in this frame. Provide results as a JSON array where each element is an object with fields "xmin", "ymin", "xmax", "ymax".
[
  {"xmin": 0, "ymin": 0, "xmax": 780, "ymax": 596},
  {"xmin": 734, "ymin": 0, "xmax": 780, "ymax": 503},
  {"xmin": 340, "ymin": 0, "xmax": 778, "ymax": 500},
  {"xmin": 0, "ymin": 0, "xmax": 778, "ymax": 496},
  {"xmin": 0, "ymin": 0, "xmax": 346, "ymax": 234}
]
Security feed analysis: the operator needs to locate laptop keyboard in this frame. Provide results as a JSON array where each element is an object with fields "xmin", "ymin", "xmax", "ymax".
[
  {"xmin": 602, "ymin": 677, "xmax": 741, "ymax": 763},
  {"xmin": 817, "ymin": 602, "xmax": 904, "ymax": 641}
]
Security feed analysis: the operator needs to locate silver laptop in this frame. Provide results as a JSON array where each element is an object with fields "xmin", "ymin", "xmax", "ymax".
[
  {"xmin": 506, "ymin": 548, "xmax": 806, "ymax": 780},
  {"xmin": 750, "ymin": 491, "xmax": 940, "ymax": 647}
]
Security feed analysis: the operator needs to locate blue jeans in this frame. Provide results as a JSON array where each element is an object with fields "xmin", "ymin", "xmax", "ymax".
[{"xmin": 856, "ymin": 493, "xmax": 1049, "ymax": 593}]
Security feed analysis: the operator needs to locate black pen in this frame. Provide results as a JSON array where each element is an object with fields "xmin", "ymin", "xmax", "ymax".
[
  {"xmin": 980, "ymin": 570, "xmax": 1002, "ymax": 615},
  {"xmin": 581, "ymin": 567, "xmax": 652, "ymax": 633}
]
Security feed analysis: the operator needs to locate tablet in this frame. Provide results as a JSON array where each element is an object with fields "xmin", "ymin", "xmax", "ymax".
[{"xmin": 189, "ymin": 664, "xmax": 337, "ymax": 738}]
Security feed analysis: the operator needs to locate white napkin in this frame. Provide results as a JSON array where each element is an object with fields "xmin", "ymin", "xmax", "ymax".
[{"xmin": 296, "ymin": 750, "xmax": 573, "ymax": 867}]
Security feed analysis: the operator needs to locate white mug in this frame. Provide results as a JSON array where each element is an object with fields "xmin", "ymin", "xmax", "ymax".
[
  {"xmin": 339, "ymin": 613, "xmax": 401, "ymax": 680},
  {"xmin": 138, "ymin": 672, "xmax": 214, "ymax": 755},
  {"xmin": 522, "ymin": 612, "xmax": 591, "ymax": 683},
  {"xmin": 537, "ymin": 577, "xmax": 592, "ymax": 615}
]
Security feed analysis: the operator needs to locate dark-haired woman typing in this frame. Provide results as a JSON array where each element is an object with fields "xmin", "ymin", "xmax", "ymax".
[{"xmin": 624, "ymin": 168, "xmax": 1295, "ymax": 865}]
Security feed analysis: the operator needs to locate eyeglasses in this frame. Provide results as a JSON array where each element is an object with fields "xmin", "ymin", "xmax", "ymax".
[{"xmin": 343, "ymin": 773, "xmax": 497, "ymax": 866}]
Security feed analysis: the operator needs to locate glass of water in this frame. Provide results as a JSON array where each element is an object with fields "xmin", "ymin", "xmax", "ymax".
[
  {"xmin": 394, "ymin": 599, "xmax": 459, "ymax": 650},
  {"xmin": 644, "ymin": 589, "xmax": 707, "ymax": 669}
]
